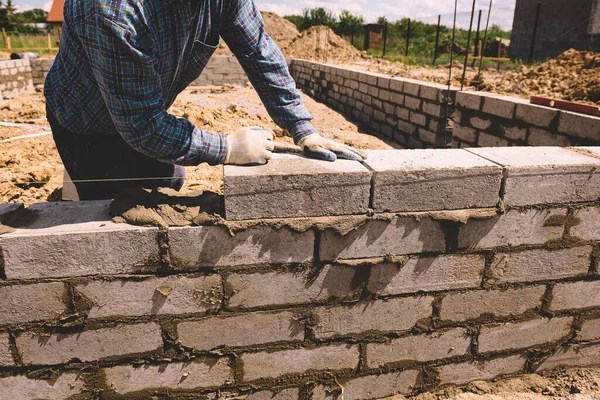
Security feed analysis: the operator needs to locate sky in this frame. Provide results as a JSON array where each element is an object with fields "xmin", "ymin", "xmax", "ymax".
[{"xmin": 12, "ymin": 0, "xmax": 517, "ymax": 30}]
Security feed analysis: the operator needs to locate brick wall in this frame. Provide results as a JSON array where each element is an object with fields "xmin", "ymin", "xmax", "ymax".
[
  {"xmin": 1, "ymin": 146, "xmax": 600, "ymax": 399},
  {"xmin": 29, "ymin": 58, "xmax": 55, "ymax": 86},
  {"xmin": 0, "ymin": 59, "xmax": 33, "ymax": 101},
  {"xmin": 509, "ymin": 0, "xmax": 600, "ymax": 61}
]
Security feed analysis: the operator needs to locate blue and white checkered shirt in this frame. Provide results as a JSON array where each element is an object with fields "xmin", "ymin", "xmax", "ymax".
[{"xmin": 44, "ymin": 0, "xmax": 317, "ymax": 166}]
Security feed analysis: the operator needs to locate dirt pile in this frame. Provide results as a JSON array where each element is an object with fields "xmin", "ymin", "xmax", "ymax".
[
  {"xmin": 0, "ymin": 93, "xmax": 49, "ymax": 125},
  {"xmin": 214, "ymin": 10, "xmax": 300, "ymax": 56},
  {"xmin": 283, "ymin": 25, "xmax": 365, "ymax": 62},
  {"xmin": 480, "ymin": 49, "xmax": 600, "ymax": 104}
]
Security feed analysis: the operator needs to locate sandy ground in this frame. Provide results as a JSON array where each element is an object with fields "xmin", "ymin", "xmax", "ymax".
[{"xmin": 0, "ymin": 85, "xmax": 396, "ymax": 205}]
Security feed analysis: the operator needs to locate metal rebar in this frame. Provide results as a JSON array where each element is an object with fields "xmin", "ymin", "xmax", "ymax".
[
  {"xmin": 477, "ymin": 0, "xmax": 494, "ymax": 85},
  {"xmin": 448, "ymin": 0, "xmax": 458, "ymax": 89},
  {"xmin": 461, "ymin": 0, "xmax": 477, "ymax": 90},
  {"xmin": 433, "ymin": 15, "xmax": 441, "ymax": 65},
  {"xmin": 472, "ymin": 10, "xmax": 482, "ymax": 67},
  {"xmin": 405, "ymin": 18, "xmax": 411, "ymax": 56}
]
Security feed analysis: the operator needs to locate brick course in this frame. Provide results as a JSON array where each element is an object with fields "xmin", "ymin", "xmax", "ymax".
[{"xmin": 0, "ymin": 282, "xmax": 66, "ymax": 325}]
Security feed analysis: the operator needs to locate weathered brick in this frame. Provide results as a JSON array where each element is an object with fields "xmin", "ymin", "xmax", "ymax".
[
  {"xmin": 169, "ymin": 225, "xmax": 314, "ymax": 268},
  {"xmin": 466, "ymin": 147, "xmax": 600, "ymax": 206},
  {"xmin": 319, "ymin": 216, "xmax": 445, "ymax": 261},
  {"xmin": 579, "ymin": 318, "xmax": 600, "ymax": 341},
  {"xmin": 439, "ymin": 355, "xmax": 527, "ymax": 385},
  {"xmin": 0, "ymin": 282, "xmax": 66, "ymax": 325},
  {"xmin": 478, "ymin": 132, "xmax": 510, "ymax": 147},
  {"xmin": 440, "ymin": 286, "xmax": 546, "ymax": 322},
  {"xmin": 224, "ymin": 154, "xmax": 371, "ymax": 220},
  {"xmin": 241, "ymin": 345, "xmax": 359, "ymax": 381},
  {"xmin": 322, "ymin": 370, "xmax": 420, "ymax": 400},
  {"xmin": 367, "ymin": 328, "xmax": 471, "ymax": 368},
  {"xmin": 313, "ymin": 296, "xmax": 433, "ymax": 339},
  {"xmin": 0, "ymin": 201, "xmax": 159, "ymax": 280},
  {"xmin": 535, "ymin": 343, "xmax": 600, "ymax": 371},
  {"xmin": 456, "ymin": 91, "xmax": 483, "ymax": 110},
  {"xmin": 478, "ymin": 317, "xmax": 573, "ymax": 353},
  {"xmin": 178, "ymin": 311, "xmax": 303, "ymax": 350},
  {"xmin": 528, "ymin": 128, "xmax": 571, "ymax": 146},
  {"xmin": 458, "ymin": 208, "xmax": 567, "ymax": 249},
  {"xmin": 76, "ymin": 275, "xmax": 222, "ymax": 319},
  {"xmin": 0, "ymin": 374, "xmax": 85, "ymax": 400},
  {"xmin": 558, "ymin": 111, "xmax": 600, "ymax": 140},
  {"xmin": 247, "ymin": 388, "xmax": 299, "ymax": 400},
  {"xmin": 0, "ymin": 333, "xmax": 13, "ymax": 366},
  {"xmin": 488, "ymin": 247, "xmax": 591, "ymax": 284},
  {"xmin": 550, "ymin": 281, "xmax": 600, "ymax": 311},
  {"xmin": 17, "ymin": 323, "xmax": 163, "ymax": 365},
  {"xmin": 364, "ymin": 149, "xmax": 502, "ymax": 213},
  {"xmin": 228, "ymin": 265, "xmax": 360, "ymax": 308},
  {"xmin": 570, "ymin": 206, "xmax": 600, "ymax": 241},
  {"xmin": 368, "ymin": 255, "xmax": 485, "ymax": 295},
  {"xmin": 103, "ymin": 358, "xmax": 233, "ymax": 394}
]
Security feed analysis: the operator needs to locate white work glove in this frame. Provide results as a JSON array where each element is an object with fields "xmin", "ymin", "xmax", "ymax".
[
  {"xmin": 298, "ymin": 134, "xmax": 368, "ymax": 162},
  {"xmin": 225, "ymin": 127, "xmax": 275, "ymax": 165}
]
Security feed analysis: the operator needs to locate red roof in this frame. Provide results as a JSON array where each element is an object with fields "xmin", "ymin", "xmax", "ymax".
[{"xmin": 47, "ymin": 0, "xmax": 64, "ymax": 23}]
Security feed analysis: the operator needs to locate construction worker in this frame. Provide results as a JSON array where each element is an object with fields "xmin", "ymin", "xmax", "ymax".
[{"xmin": 44, "ymin": 0, "xmax": 366, "ymax": 201}]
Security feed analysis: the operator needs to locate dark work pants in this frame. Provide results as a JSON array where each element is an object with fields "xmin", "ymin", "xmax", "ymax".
[{"xmin": 47, "ymin": 108, "xmax": 186, "ymax": 201}]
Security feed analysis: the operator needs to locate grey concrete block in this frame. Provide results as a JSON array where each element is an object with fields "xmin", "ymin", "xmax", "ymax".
[
  {"xmin": 467, "ymin": 147, "xmax": 600, "ymax": 206},
  {"xmin": 516, "ymin": 103, "xmax": 559, "ymax": 128},
  {"xmin": 224, "ymin": 153, "xmax": 371, "ymax": 220},
  {"xmin": 557, "ymin": 111, "xmax": 600, "ymax": 140},
  {"xmin": 363, "ymin": 149, "xmax": 502, "ymax": 213}
]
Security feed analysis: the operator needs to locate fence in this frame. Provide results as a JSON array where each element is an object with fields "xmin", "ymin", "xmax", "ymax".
[{"xmin": 1, "ymin": 29, "xmax": 60, "ymax": 53}]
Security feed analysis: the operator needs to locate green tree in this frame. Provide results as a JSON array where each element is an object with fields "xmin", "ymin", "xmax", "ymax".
[{"xmin": 337, "ymin": 10, "xmax": 364, "ymax": 35}]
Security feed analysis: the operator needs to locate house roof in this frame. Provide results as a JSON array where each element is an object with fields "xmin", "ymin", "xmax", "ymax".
[{"xmin": 47, "ymin": 0, "xmax": 64, "ymax": 23}]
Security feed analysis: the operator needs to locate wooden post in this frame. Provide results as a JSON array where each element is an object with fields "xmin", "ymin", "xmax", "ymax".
[
  {"xmin": 6, "ymin": 36, "xmax": 10, "ymax": 51},
  {"xmin": 405, "ymin": 18, "xmax": 411, "ymax": 56},
  {"xmin": 432, "ymin": 15, "xmax": 441, "ymax": 65},
  {"xmin": 48, "ymin": 33, "xmax": 52, "ymax": 50},
  {"xmin": 497, "ymin": 41, "xmax": 502, "ymax": 70},
  {"xmin": 383, "ymin": 22, "xmax": 388, "ymax": 57},
  {"xmin": 2, "ymin": 28, "xmax": 7, "ymax": 50}
]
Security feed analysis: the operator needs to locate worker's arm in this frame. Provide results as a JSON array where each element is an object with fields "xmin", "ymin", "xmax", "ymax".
[
  {"xmin": 81, "ymin": 5, "xmax": 227, "ymax": 166},
  {"xmin": 221, "ymin": 0, "xmax": 366, "ymax": 162}
]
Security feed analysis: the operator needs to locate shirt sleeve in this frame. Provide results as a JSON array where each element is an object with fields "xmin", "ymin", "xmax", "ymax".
[
  {"xmin": 220, "ymin": 0, "xmax": 319, "ymax": 142},
  {"xmin": 82, "ymin": 7, "xmax": 227, "ymax": 166}
]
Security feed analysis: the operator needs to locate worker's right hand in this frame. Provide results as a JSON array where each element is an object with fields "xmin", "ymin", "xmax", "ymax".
[{"xmin": 225, "ymin": 127, "xmax": 275, "ymax": 165}]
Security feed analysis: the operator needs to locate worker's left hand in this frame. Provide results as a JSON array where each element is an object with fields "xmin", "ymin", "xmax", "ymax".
[{"xmin": 297, "ymin": 134, "xmax": 367, "ymax": 162}]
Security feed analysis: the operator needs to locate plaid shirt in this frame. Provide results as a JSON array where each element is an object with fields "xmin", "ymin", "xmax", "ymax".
[{"xmin": 44, "ymin": 0, "xmax": 317, "ymax": 166}]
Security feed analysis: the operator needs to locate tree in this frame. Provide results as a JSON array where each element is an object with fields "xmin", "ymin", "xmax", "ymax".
[{"xmin": 338, "ymin": 10, "xmax": 364, "ymax": 35}]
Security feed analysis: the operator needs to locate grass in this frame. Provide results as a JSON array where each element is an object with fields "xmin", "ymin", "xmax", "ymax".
[{"xmin": 1, "ymin": 34, "xmax": 60, "ymax": 52}]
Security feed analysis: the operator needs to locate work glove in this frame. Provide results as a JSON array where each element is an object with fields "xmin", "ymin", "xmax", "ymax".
[
  {"xmin": 298, "ymin": 134, "xmax": 368, "ymax": 162},
  {"xmin": 225, "ymin": 127, "xmax": 275, "ymax": 165}
]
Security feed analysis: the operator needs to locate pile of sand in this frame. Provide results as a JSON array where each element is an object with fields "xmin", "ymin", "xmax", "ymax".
[
  {"xmin": 214, "ymin": 10, "xmax": 300, "ymax": 56},
  {"xmin": 480, "ymin": 49, "xmax": 600, "ymax": 104},
  {"xmin": 282, "ymin": 25, "xmax": 364, "ymax": 62}
]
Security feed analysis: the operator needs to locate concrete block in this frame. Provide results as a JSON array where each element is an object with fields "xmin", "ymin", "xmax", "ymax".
[
  {"xmin": 558, "ymin": 111, "xmax": 600, "ymax": 140},
  {"xmin": 389, "ymin": 78, "xmax": 404, "ymax": 93},
  {"xmin": 570, "ymin": 206, "xmax": 600, "ymax": 241},
  {"xmin": 247, "ymin": 388, "xmax": 299, "ymax": 400},
  {"xmin": 478, "ymin": 317, "xmax": 573, "ymax": 353},
  {"xmin": 481, "ymin": 94, "xmax": 523, "ymax": 119},
  {"xmin": 0, "ymin": 374, "xmax": 85, "ymax": 400},
  {"xmin": 363, "ymin": 149, "xmax": 502, "ymax": 213},
  {"xmin": 337, "ymin": 370, "xmax": 419, "ymax": 400},
  {"xmin": 319, "ymin": 216, "xmax": 445, "ymax": 261},
  {"xmin": 0, "ymin": 282, "xmax": 66, "ymax": 325},
  {"xmin": 456, "ymin": 91, "xmax": 483, "ymax": 110},
  {"xmin": 103, "ymin": 358, "xmax": 233, "ymax": 394},
  {"xmin": 77, "ymin": 275, "xmax": 222, "ymax": 319},
  {"xmin": 402, "ymin": 81, "xmax": 420, "ymax": 96},
  {"xmin": 228, "ymin": 264, "xmax": 361, "ymax": 308},
  {"xmin": 312, "ymin": 296, "xmax": 434, "ymax": 339},
  {"xmin": 0, "ymin": 201, "xmax": 159, "ymax": 280},
  {"xmin": 224, "ymin": 154, "xmax": 371, "ymax": 220},
  {"xmin": 470, "ymin": 117, "xmax": 492, "ymax": 130},
  {"xmin": 488, "ymin": 247, "xmax": 591, "ymax": 284},
  {"xmin": 178, "ymin": 311, "xmax": 303, "ymax": 350},
  {"xmin": 502, "ymin": 125, "xmax": 527, "ymax": 141},
  {"xmin": 535, "ymin": 343, "xmax": 600, "ymax": 371},
  {"xmin": 368, "ymin": 255, "xmax": 485, "ymax": 295},
  {"xmin": 0, "ymin": 202, "xmax": 23, "ymax": 222},
  {"xmin": 17, "ymin": 323, "xmax": 163, "ymax": 365},
  {"xmin": 404, "ymin": 96, "xmax": 421, "ymax": 110},
  {"xmin": 579, "ymin": 318, "xmax": 600, "ymax": 341},
  {"xmin": 452, "ymin": 125, "xmax": 478, "ymax": 143},
  {"xmin": 458, "ymin": 208, "xmax": 568, "ymax": 249},
  {"xmin": 478, "ymin": 132, "xmax": 510, "ymax": 147},
  {"xmin": 241, "ymin": 345, "xmax": 359, "ymax": 381},
  {"xmin": 440, "ymin": 286, "xmax": 546, "ymax": 322},
  {"xmin": 528, "ymin": 128, "xmax": 571, "ymax": 146},
  {"xmin": 0, "ymin": 333, "xmax": 13, "ymax": 366},
  {"xmin": 409, "ymin": 111, "xmax": 427, "ymax": 126},
  {"xmin": 367, "ymin": 328, "xmax": 471, "ymax": 368},
  {"xmin": 466, "ymin": 147, "xmax": 600, "ymax": 206},
  {"xmin": 516, "ymin": 103, "xmax": 559, "ymax": 128},
  {"xmin": 168, "ymin": 225, "xmax": 314, "ymax": 268},
  {"xmin": 439, "ymin": 355, "xmax": 527, "ymax": 385},
  {"xmin": 550, "ymin": 281, "xmax": 600, "ymax": 311}
]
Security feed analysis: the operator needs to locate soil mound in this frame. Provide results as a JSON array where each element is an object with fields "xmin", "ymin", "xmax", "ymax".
[
  {"xmin": 282, "ymin": 25, "xmax": 364, "ymax": 62},
  {"xmin": 480, "ymin": 49, "xmax": 600, "ymax": 104},
  {"xmin": 214, "ymin": 11, "xmax": 300, "ymax": 56}
]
